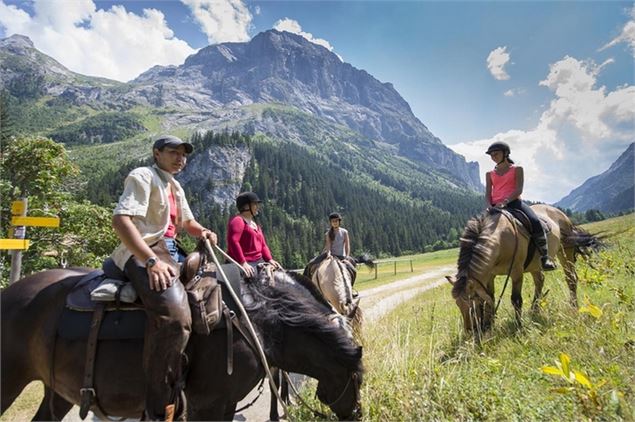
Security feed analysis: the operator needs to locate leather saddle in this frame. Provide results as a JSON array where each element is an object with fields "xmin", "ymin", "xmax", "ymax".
[
  {"xmin": 489, "ymin": 207, "xmax": 553, "ymax": 269},
  {"xmin": 489, "ymin": 207, "xmax": 552, "ymax": 236}
]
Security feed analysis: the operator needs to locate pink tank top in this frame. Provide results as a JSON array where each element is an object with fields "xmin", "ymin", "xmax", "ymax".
[{"xmin": 490, "ymin": 166, "xmax": 518, "ymax": 204}]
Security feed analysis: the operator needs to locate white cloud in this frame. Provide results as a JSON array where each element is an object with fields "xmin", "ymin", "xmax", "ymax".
[
  {"xmin": 452, "ymin": 56, "xmax": 634, "ymax": 203},
  {"xmin": 273, "ymin": 18, "xmax": 342, "ymax": 60},
  {"xmin": 487, "ymin": 46, "xmax": 511, "ymax": 80},
  {"xmin": 0, "ymin": 0, "xmax": 195, "ymax": 82},
  {"xmin": 181, "ymin": 0, "xmax": 252, "ymax": 44},
  {"xmin": 503, "ymin": 88, "xmax": 526, "ymax": 97},
  {"xmin": 600, "ymin": 4, "xmax": 635, "ymax": 55}
]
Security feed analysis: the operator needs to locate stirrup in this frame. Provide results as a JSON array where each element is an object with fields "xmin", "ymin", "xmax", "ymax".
[{"xmin": 540, "ymin": 256, "xmax": 557, "ymax": 271}]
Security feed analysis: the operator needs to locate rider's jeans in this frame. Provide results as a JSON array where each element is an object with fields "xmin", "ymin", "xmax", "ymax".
[{"xmin": 164, "ymin": 237, "xmax": 186, "ymax": 263}]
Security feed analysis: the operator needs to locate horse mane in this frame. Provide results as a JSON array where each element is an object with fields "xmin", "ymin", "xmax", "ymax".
[
  {"xmin": 451, "ymin": 212, "xmax": 497, "ymax": 299},
  {"xmin": 244, "ymin": 271, "xmax": 362, "ymax": 371}
]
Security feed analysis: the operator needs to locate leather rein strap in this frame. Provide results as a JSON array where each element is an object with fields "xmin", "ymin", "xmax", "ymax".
[{"xmin": 494, "ymin": 209, "xmax": 519, "ymax": 314}]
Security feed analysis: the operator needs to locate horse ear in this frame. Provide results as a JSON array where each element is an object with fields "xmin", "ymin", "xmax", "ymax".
[{"xmin": 445, "ymin": 276, "xmax": 456, "ymax": 285}]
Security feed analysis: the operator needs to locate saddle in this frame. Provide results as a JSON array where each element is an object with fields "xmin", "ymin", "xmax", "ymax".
[
  {"xmin": 59, "ymin": 245, "xmax": 251, "ymax": 420},
  {"xmin": 489, "ymin": 207, "xmax": 553, "ymax": 269}
]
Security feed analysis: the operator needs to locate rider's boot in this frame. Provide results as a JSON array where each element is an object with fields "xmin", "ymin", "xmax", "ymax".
[{"xmin": 535, "ymin": 231, "xmax": 557, "ymax": 271}]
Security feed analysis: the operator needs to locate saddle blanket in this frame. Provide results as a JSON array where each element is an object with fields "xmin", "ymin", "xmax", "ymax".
[{"xmin": 58, "ymin": 307, "xmax": 146, "ymax": 340}]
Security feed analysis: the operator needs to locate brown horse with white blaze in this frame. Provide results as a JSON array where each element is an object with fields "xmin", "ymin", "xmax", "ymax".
[{"xmin": 447, "ymin": 204, "xmax": 600, "ymax": 335}]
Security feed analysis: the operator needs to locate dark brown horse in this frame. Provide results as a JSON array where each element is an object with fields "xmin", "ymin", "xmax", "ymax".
[
  {"xmin": 448, "ymin": 204, "xmax": 600, "ymax": 336},
  {"xmin": 1, "ymin": 267, "xmax": 363, "ymax": 420}
]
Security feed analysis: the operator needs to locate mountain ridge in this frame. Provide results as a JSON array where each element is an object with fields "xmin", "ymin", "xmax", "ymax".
[
  {"xmin": 555, "ymin": 142, "xmax": 634, "ymax": 213},
  {"xmin": 0, "ymin": 30, "xmax": 481, "ymax": 190}
]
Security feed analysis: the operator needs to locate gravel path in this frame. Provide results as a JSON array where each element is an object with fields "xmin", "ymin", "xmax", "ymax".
[{"xmin": 62, "ymin": 265, "xmax": 455, "ymax": 422}]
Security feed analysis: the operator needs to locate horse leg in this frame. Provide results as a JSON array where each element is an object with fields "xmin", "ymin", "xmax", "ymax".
[
  {"xmin": 559, "ymin": 247, "xmax": 579, "ymax": 308},
  {"xmin": 269, "ymin": 367, "xmax": 281, "ymax": 421},
  {"xmin": 222, "ymin": 402, "xmax": 237, "ymax": 422},
  {"xmin": 510, "ymin": 273, "xmax": 524, "ymax": 328},
  {"xmin": 530, "ymin": 271, "xmax": 545, "ymax": 313},
  {"xmin": 32, "ymin": 386, "xmax": 73, "ymax": 421},
  {"xmin": 281, "ymin": 371, "xmax": 289, "ymax": 407},
  {"xmin": 0, "ymin": 359, "xmax": 32, "ymax": 413}
]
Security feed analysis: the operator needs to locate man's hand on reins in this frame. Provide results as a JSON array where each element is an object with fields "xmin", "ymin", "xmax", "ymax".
[{"xmin": 201, "ymin": 229, "xmax": 218, "ymax": 246}]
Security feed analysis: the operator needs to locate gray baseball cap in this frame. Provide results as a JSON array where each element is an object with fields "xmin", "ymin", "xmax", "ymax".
[{"xmin": 153, "ymin": 135, "xmax": 193, "ymax": 153}]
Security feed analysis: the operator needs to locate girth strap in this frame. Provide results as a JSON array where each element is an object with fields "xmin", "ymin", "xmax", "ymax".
[
  {"xmin": 224, "ymin": 306, "xmax": 233, "ymax": 375},
  {"xmin": 79, "ymin": 302, "xmax": 105, "ymax": 419}
]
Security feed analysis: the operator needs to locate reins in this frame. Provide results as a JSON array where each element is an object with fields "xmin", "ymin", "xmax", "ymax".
[
  {"xmin": 282, "ymin": 370, "xmax": 359, "ymax": 419},
  {"xmin": 215, "ymin": 245, "xmax": 360, "ymax": 420},
  {"xmin": 494, "ymin": 209, "xmax": 519, "ymax": 314},
  {"xmin": 204, "ymin": 241, "xmax": 290, "ymax": 419}
]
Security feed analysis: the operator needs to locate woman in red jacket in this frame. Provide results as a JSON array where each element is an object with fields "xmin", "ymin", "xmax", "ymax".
[{"xmin": 227, "ymin": 191, "xmax": 282, "ymax": 278}]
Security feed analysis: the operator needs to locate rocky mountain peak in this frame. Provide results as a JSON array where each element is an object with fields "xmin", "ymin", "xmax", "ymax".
[
  {"xmin": 0, "ymin": 34, "xmax": 35, "ymax": 52},
  {"xmin": 556, "ymin": 142, "xmax": 634, "ymax": 212}
]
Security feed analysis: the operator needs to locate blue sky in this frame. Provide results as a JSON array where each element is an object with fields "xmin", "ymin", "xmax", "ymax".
[{"xmin": 0, "ymin": 1, "xmax": 633, "ymax": 202}]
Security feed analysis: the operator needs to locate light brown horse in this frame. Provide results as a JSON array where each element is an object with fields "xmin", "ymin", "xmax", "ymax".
[
  {"xmin": 447, "ymin": 204, "xmax": 599, "ymax": 335},
  {"xmin": 312, "ymin": 256, "xmax": 358, "ymax": 317}
]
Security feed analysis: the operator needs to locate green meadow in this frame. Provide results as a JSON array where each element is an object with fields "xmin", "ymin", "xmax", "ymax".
[
  {"xmin": 289, "ymin": 213, "xmax": 635, "ymax": 420},
  {"xmin": 2, "ymin": 214, "xmax": 633, "ymax": 421}
]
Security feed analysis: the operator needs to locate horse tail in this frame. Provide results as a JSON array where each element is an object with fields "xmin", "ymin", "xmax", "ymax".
[{"xmin": 562, "ymin": 226, "xmax": 603, "ymax": 259}]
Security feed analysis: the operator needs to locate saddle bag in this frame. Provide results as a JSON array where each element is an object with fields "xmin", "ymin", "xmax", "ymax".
[{"xmin": 185, "ymin": 260, "xmax": 223, "ymax": 335}]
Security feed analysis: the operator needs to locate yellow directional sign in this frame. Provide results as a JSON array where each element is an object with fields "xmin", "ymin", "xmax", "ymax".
[
  {"xmin": 11, "ymin": 200, "xmax": 26, "ymax": 215},
  {"xmin": 0, "ymin": 239, "xmax": 30, "ymax": 250},
  {"xmin": 11, "ymin": 216, "xmax": 60, "ymax": 228}
]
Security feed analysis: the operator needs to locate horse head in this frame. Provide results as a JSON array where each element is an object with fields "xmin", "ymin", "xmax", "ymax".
[
  {"xmin": 449, "ymin": 273, "xmax": 495, "ymax": 334},
  {"xmin": 315, "ymin": 345, "xmax": 363, "ymax": 420},
  {"xmin": 449, "ymin": 213, "xmax": 499, "ymax": 335},
  {"xmin": 246, "ymin": 270, "xmax": 364, "ymax": 420}
]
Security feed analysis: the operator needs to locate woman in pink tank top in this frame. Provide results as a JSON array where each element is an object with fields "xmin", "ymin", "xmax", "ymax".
[{"xmin": 484, "ymin": 142, "xmax": 556, "ymax": 270}]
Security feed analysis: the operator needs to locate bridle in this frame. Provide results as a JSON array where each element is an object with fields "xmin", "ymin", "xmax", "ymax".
[{"xmin": 284, "ymin": 370, "xmax": 361, "ymax": 419}]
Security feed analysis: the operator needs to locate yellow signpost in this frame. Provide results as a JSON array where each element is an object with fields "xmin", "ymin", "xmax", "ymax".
[
  {"xmin": 2, "ymin": 198, "xmax": 60, "ymax": 283},
  {"xmin": 0, "ymin": 239, "xmax": 30, "ymax": 250},
  {"xmin": 11, "ymin": 216, "xmax": 60, "ymax": 228}
]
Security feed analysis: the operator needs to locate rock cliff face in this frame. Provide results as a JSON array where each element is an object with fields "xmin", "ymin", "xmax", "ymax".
[
  {"xmin": 177, "ymin": 145, "xmax": 252, "ymax": 207},
  {"xmin": 556, "ymin": 143, "xmax": 634, "ymax": 212},
  {"xmin": 0, "ymin": 30, "xmax": 480, "ymax": 190}
]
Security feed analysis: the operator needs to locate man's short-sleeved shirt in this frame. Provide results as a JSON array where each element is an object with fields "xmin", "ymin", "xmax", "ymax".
[{"xmin": 111, "ymin": 165, "xmax": 194, "ymax": 269}]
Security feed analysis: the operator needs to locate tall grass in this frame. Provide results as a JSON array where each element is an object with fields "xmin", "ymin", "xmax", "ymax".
[{"xmin": 290, "ymin": 213, "xmax": 635, "ymax": 420}]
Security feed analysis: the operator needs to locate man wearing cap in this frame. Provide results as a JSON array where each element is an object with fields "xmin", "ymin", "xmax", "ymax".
[{"xmin": 111, "ymin": 135, "xmax": 217, "ymax": 419}]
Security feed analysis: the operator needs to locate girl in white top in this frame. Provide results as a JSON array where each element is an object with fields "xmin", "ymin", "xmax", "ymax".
[{"xmin": 323, "ymin": 212, "xmax": 350, "ymax": 257}]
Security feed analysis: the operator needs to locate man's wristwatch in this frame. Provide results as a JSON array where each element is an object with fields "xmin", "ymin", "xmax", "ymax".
[{"xmin": 145, "ymin": 256, "xmax": 158, "ymax": 268}]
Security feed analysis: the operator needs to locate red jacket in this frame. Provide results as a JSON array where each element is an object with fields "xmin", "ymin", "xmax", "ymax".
[{"xmin": 226, "ymin": 215, "xmax": 273, "ymax": 264}]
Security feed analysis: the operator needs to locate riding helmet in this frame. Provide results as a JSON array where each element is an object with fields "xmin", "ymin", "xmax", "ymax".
[
  {"xmin": 329, "ymin": 212, "xmax": 342, "ymax": 220},
  {"xmin": 236, "ymin": 192, "xmax": 262, "ymax": 210},
  {"xmin": 485, "ymin": 141, "xmax": 511, "ymax": 156}
]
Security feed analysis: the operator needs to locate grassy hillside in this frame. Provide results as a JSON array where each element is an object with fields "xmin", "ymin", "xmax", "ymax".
[{"xmin": 290, "ymin": 213, "xmax": 635, "ymax": 420}]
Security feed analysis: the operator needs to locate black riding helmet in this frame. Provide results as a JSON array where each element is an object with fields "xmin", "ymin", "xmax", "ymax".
[
  {"xmin": 236, "ymin": 192, "xmax": 262, "ymax": 211},
  {"xmin": 485, "ymin": 141, "xmax": 511, "ymax": 156},
  {"xmin": 329, "ymin": 212, "xmax": 342, "ymax": 220}
]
